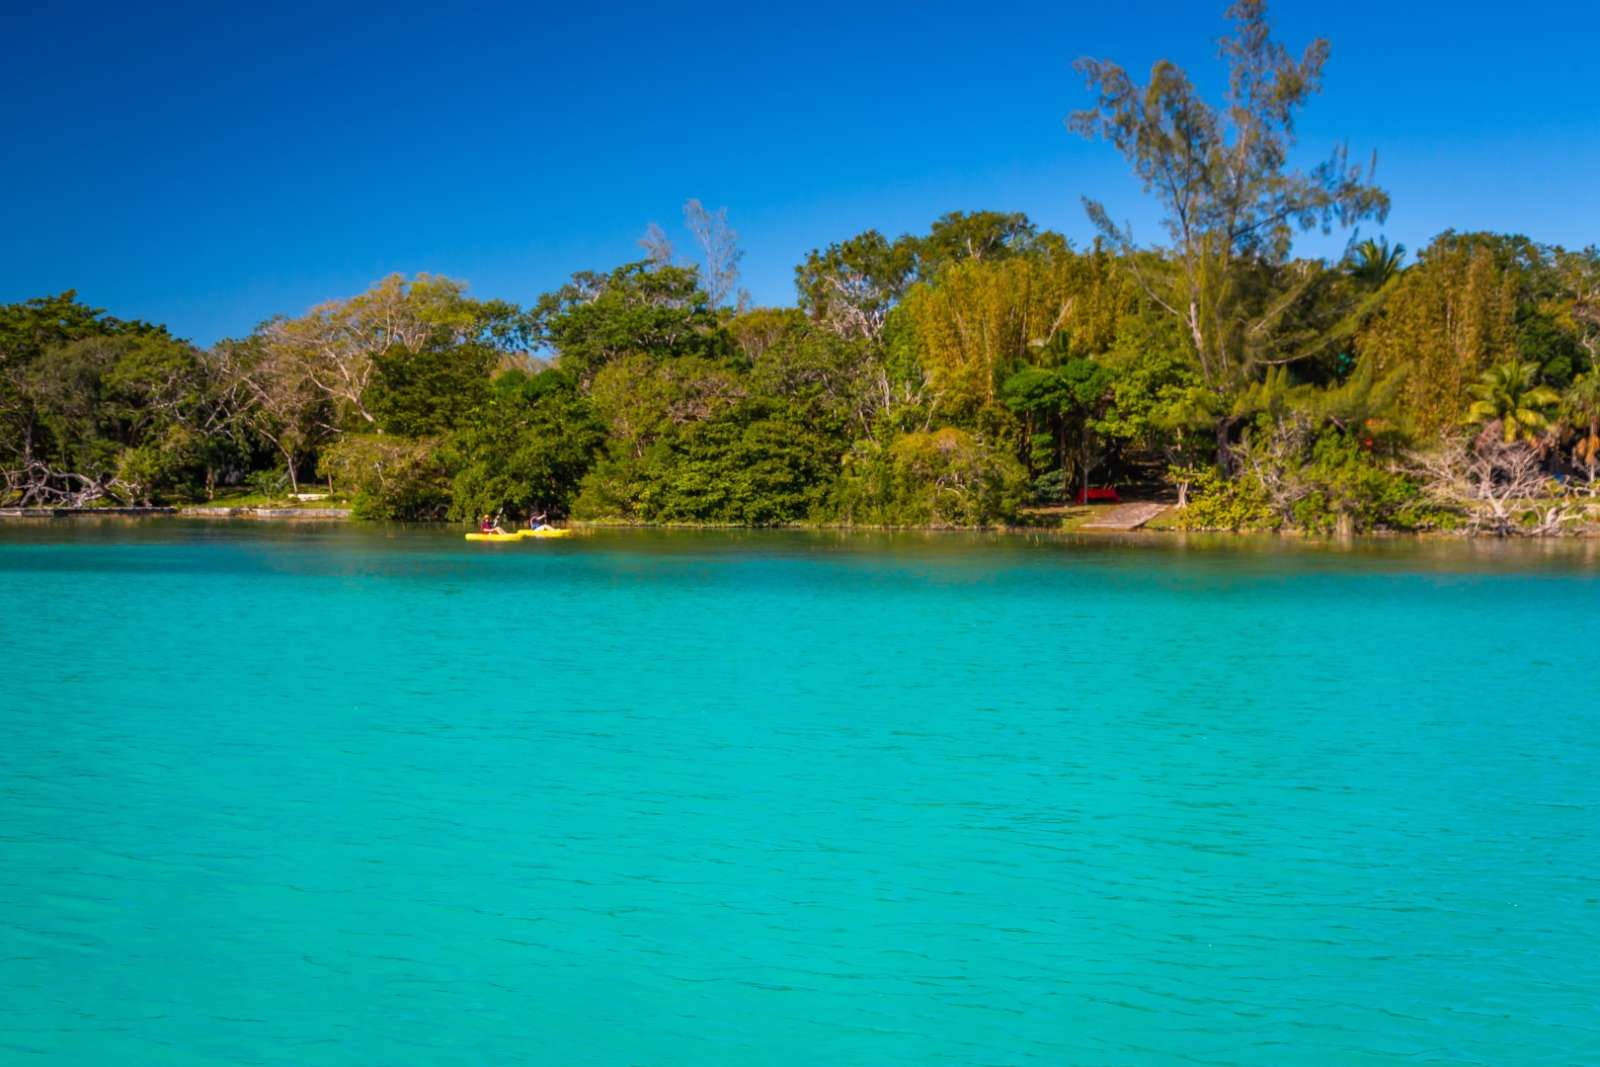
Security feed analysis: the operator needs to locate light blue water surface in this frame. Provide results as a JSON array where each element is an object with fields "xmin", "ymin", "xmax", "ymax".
[{"xmin": 2, "ymin": 522, "xmax": 1597, "ymax": 1066}]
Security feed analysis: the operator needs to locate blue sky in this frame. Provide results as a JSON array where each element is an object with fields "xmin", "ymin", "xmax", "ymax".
[{"xmin": 3, "ymin": 1, "xmax": 1597, "ymax": 344}]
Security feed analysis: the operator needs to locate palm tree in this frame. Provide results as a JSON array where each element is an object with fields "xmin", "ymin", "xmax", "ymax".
[
  {"xmin": 1564, "ymin": 373, "xmax": 1600, "ymax": 480},
  {"xmin": 1467, "ymin": 361, "xmax": 1562, "ymax": 444},
  {"xmin": 1349, "ymin": 237, "xmax": 1406, "ymax": 288}
]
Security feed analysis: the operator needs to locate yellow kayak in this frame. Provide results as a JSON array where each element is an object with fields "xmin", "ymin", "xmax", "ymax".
[{"xmin": 464, "ymin": 528, "xmax": 572, "ymax": 541}]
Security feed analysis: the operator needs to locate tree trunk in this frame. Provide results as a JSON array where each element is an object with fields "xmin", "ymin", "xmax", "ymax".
[
  {"xmin": 1082, "ymin": 439, "xmax": 1091, "ymax": 502},
  {"xmin": 1215, "ymin": 416, "xmax": 1239, "ymax": 477},
  {"xmin": 1057, "ymin": 419, "xmax": 1066, "ymax": 482}
]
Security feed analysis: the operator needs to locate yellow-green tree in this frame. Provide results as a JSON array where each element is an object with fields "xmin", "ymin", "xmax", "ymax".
[
  {"xmin": 896, "ymin": 249, "xmax": 1133, "ymax": 424},
  {"xmin": 1356, "ymin": 235, "xmax": 1519, "ymax": 438}
]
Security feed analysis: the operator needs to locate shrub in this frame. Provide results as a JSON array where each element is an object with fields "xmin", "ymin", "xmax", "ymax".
[
  {"xmin": 831, "ymin": 428, "xmax": 1029, "ymax": 526},
  {"xmin": 318, "ymin": 434, "xmax": 449, "ymax": 520},
  {"xmin": 1174, "ymin": 428, "xmax": 1447, "ymax": 533},
  {"xmin": 1170, "ymin": 465, "xmax": 1278, "ymax": 531}
]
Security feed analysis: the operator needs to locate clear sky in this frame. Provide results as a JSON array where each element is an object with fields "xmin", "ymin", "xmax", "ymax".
[{"xmin": 4, "ymin": 1, "xmax": 1597, "ymax": 344}]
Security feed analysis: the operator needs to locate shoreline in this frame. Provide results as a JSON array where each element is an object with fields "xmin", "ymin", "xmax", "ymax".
[
  {"xmin": 0, "ymin": 505, "xmax": 351, "ymax": 521},
  {"xmin": 180, "ymin": 506, "xmax": 353, "ymax": 521},
  {"xmin": 4, "ymin": 506, "xmax": 1598, "ymax": 540}
]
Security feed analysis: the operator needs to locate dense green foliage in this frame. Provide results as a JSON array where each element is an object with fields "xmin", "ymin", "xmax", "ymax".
[{"xmin": 5, "ymin": 3, "xmax": 1597, "ymax": 534}]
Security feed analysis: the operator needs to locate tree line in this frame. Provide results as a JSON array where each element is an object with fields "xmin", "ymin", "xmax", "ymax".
[{"xmin": 4, "ymin": 1, "xmax": 1597, "ymax": 534}]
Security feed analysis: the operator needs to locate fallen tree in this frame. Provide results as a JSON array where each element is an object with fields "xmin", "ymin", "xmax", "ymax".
[{"xmin": 1412, "ymin": 427, "xmax": 1582, "ymax": 536}]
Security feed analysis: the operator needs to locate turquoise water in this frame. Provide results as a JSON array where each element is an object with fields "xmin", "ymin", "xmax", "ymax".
[{"xmin": 2, "ymin": 523, "xmax": 1597, "ymax": 1065}]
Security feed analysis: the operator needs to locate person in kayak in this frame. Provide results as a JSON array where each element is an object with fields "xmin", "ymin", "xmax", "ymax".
[
  {"xmin": 480, "ymin": 513, "xmax": 505, "ymax": 534},
  {"xmin": 529, "ymin": 510, "xmax": 554, "ymax": 532}
]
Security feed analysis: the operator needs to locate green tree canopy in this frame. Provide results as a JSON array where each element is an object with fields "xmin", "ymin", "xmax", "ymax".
[
  {"xmin": 795, "ymin": 230, "xmax": 919, "ymax": 343},
  {"xmin": 915, "ymin": 211, "xmax": 1042, "ymax": 279},
  {"xmin": 529, "ymin": 262, "xmax": 721, "ymax": 381},
  {"xmin": 444, "ymin": 369, "xmax": 605, "ymax": 521},
  {"xmin": 1467, "ymin": 360, "xmax": 1560, "ymax": 444}
]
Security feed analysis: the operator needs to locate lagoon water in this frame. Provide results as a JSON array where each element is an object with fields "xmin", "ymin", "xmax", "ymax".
[{"xmin": 2, "ymin": 523, "xmax": 1597, "ymax": 1065}]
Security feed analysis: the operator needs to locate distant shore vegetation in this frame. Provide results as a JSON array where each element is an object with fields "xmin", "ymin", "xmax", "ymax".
[{"xmin": 4, "ymin": 2, "xmax": 1597, "ymax": 536}]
